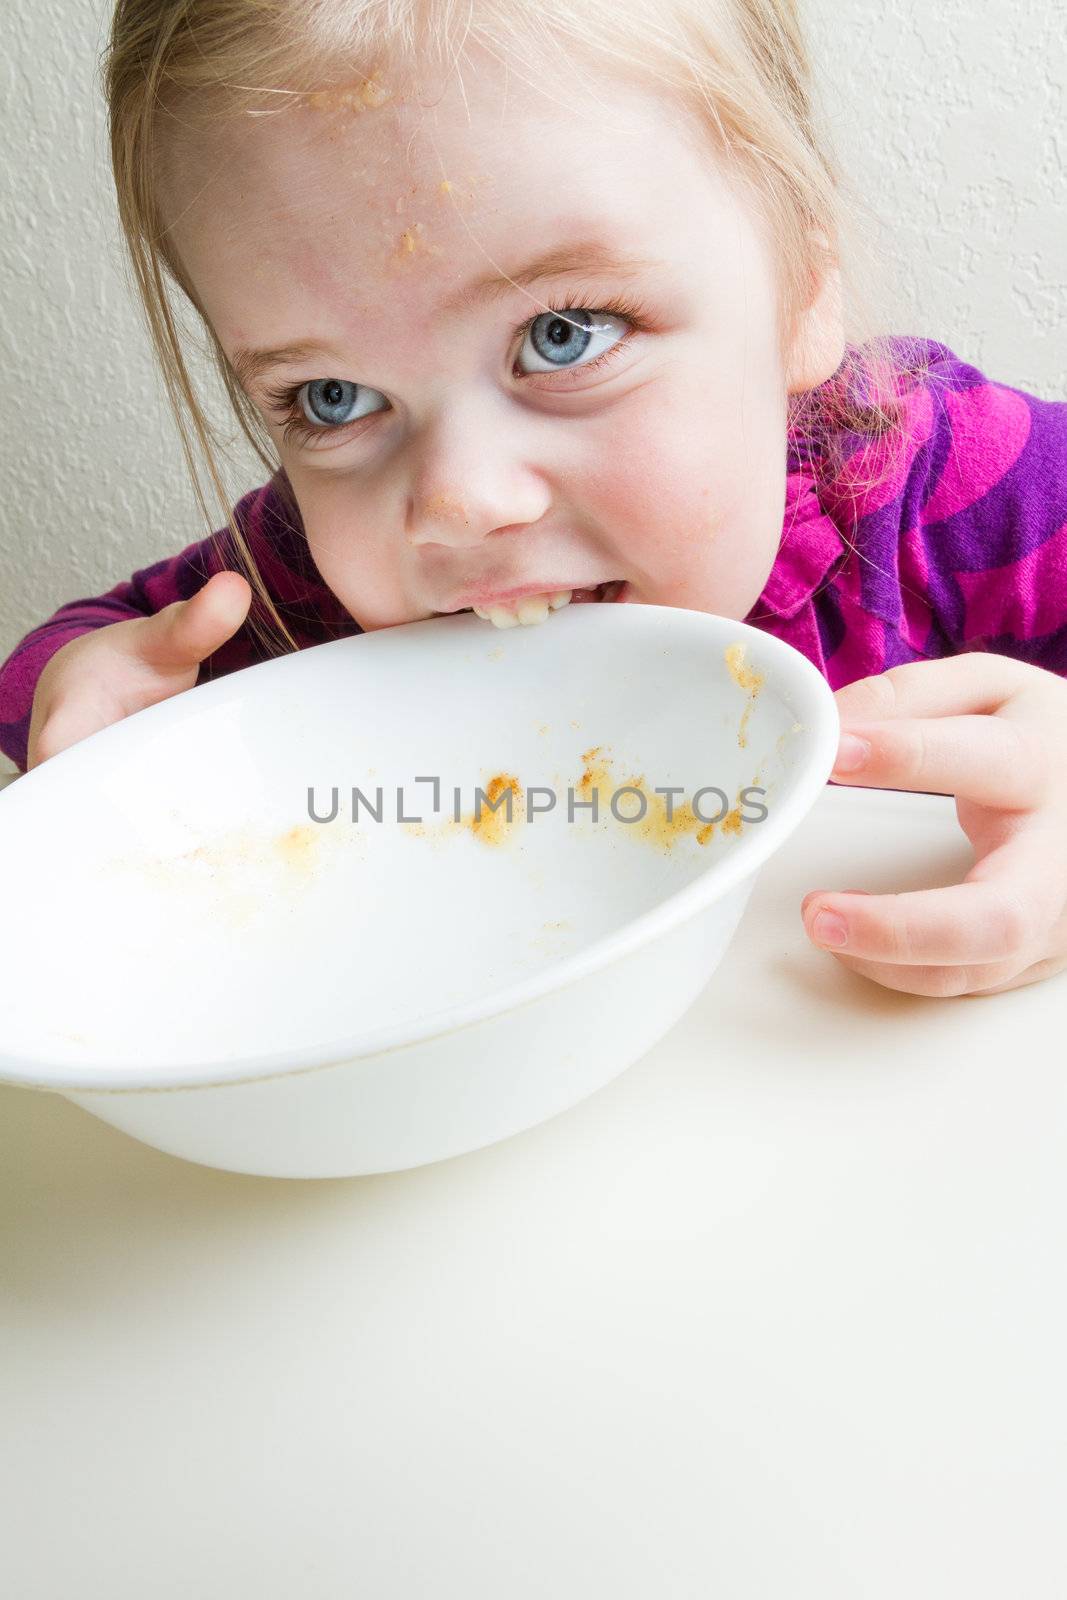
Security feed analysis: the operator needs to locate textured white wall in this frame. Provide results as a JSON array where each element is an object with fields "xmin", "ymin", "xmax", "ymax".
[{"xmin": 1, "ymin": 0, "xmax": 1064, "ymax": 774}]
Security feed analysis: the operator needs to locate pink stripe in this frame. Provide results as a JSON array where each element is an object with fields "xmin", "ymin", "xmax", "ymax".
[
  {"xmin": 898, "ymin": 524, "xmax": 933, "ymax": 648},
  {"xmin": 957, "ymin": 519, "xmax": 1067, "ymax": 642},
  {"xmin": 921, "ymin": 383, "xmax": 1030, "ymax": 524}
]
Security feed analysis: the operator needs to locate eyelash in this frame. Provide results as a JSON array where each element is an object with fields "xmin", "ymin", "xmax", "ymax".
[{"xmin": 261, "ymin": 291, "xmax": 654, "ymax": 450}]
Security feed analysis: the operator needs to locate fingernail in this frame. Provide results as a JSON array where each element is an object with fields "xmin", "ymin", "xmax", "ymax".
[
  {"xmin": 834, "ymin": 733, "xmax": 870, "ymax": 772},
  {"xmin": 812, "ymin": 910, "xmax": 849, "ymax": 947}
]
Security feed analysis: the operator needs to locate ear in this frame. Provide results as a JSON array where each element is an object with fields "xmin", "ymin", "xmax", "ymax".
[{"xmin": 784, "ymin": 235, "xmax": 845, "ymax": 394}]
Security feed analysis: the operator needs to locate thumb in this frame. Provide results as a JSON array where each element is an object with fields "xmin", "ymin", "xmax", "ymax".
[{"xmin": 135, "ymin": 570, "xmax": 254, "ymax": 674}]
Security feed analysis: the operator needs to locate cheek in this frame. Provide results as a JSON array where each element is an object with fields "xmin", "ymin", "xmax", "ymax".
[
  {"xmin": 296, "ymin": 482, "xmax": 417, "ymax": 627},
  {"xmin": 574, "ymin": 401, "xmax": 739, "ymax": 553},
  {"xmin": 567, "ymin": 384, "xmax": 787, "ymax": 613},
  {"xmin": 291, "ymin": 481, "xmax": 371, "ymax": 595}
]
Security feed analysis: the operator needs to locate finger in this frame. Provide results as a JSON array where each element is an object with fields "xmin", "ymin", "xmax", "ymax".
[
  {"xmin": 822, "ymin": 949, "xmax": 1029, "ymax": 999},
  {"xmin": 962, "ymin": 949, "xmax": 1067, "ymax": 995},
  {"xmin": 827, "ymin": 713, "xmax": 1049, "ymax": 809},
  {"xmin": 135, "ymin": 571, "xmax": 252, "ymax": 674},
  {"xmin": 803, "ymin": 823, "xmax": 1061, "ymax": 965},
  {"xmin": 833, "ymin": 655, "xmax": 1039, "ymax": 724}
]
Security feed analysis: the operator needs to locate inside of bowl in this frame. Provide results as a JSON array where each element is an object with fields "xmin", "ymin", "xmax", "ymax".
[{"xmin": 0, "ymin": 608, "xmax": 817, "ymax": 1070}]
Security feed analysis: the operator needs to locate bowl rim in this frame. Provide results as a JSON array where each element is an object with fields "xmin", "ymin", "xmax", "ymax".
[{"xmin": 0, "ymin": 606, "xmax": 840, "ymax": 1094}]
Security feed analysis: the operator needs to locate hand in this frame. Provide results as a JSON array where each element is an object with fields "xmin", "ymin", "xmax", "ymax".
[
  {"xmin": 800, "ymin": 655, "xmax": 1067, "ymax": 996},
  {"xmin": 26, "ymin": 571, "xmax": 252, "ymax": 770}
]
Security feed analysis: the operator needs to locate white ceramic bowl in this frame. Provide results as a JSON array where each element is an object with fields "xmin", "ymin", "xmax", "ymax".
[{"xmin": 0, "ymin": 604, "xmax": 838, "ymax": 1177}]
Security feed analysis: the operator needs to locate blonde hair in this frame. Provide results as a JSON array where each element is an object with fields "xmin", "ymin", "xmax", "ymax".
[{"xmin": 103, "ymin": 0, "xmax": 929, "ymax": 656}]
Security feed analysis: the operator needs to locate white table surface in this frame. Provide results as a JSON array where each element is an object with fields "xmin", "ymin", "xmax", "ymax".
[{"xmin": 2, "ymin": 782, "xmax": 1065, "ymax": 1597}]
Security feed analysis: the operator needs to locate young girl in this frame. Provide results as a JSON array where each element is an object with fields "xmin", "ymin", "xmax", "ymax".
[{"xmin": 2, "ymin": 0, "xmax": 1065, "ymax": 999}]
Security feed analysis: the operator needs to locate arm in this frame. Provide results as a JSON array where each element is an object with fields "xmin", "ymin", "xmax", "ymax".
[
  {"xmin": 819, "ymin": 338, "xmax": 1067, "ymax": 679},
  {"xmin": 0, "ymin": 473, "xmax": 359, "ymax": 774},
  {"xmin": 799, "ymin": 346, "xmax": 1067, "ymax": 996}
]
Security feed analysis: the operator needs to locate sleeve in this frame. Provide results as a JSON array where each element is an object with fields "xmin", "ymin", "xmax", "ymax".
[
  {"xmin": 0, "ymin": 473, "xmax": 359, "ymax": 774},
  {"xmin": 819, "ymin": 337, "xmax": 1067, "ymax": 679}
]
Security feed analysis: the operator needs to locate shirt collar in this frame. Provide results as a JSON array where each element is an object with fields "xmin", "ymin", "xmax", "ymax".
[{"xmin": 743, "ymin": 465, "xmax": 846, "ymax": 625}]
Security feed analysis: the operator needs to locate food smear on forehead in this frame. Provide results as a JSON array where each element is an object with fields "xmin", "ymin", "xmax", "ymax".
[
  {"xmin": 393, "ymin": 221, "xmax": 440, "ymax": 264},
  {"xmin": 303, "ymin": 68, "xmax": 393, "ymax": 114}
]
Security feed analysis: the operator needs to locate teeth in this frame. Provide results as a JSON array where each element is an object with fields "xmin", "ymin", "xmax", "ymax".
[
  {"xmin": 470, "ymin": 590, "xmax": 574, "ymax": 628},
  {"xmin": 516, "ymin": 597, "xmax": 550, "ymax": 625}
]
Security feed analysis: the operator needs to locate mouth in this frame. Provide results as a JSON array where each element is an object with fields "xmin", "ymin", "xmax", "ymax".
[{"xmin": 436, "ymin": 580, "xmax": 631, "ymax": 629}]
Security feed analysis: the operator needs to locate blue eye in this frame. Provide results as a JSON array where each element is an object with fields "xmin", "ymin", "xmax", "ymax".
[
  {"xmin": 300, "ymin": 379, "xmax": 389, "ymax": 428},
  {"xmin": 264, "ymin": 294, "xmax": 650, "ymax": 450},
  {"xmin": 263, "ymin": 376, "xmax": 391, "ymax": 449},
  {"xmin": 517, "ymin": 308, "xmax": 629, "ymax": 374}
]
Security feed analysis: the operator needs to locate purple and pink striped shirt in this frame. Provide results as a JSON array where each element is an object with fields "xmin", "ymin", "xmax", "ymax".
[{"xmin": 2, "ymin": 336, "xmax": 1065, "ymax": 774}]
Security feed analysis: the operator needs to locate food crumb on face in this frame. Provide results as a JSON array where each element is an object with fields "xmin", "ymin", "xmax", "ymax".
[
  {"xmin": 392, "ymin": 220, "xmax": 440, "ymax": 264},
  {"xmin": 304, "ymin": 68, "xmax": 393, "ymax": 113}
]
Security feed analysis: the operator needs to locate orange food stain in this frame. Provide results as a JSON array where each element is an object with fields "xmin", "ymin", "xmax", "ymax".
[
  {"xmin": 724, "ymin": 641, "xmax": 765, "ymax": 749},
  {"xmin": 464, "ymin": 772, "xmax": 523, "ymax": 846},
  {"xmin": 578, "ymin": 750, "xmax": 613, "ymax": 802},
  {"xmin": 274, "ymin": 823, "xmax": 321, "ymax": 872},
  {"xmin": 573, "ymin": 751, "xmax": 759, "ymax": 851},
  {"xmin": 621, "ymin": 777, "xmax": 714, "ymax": 851}
]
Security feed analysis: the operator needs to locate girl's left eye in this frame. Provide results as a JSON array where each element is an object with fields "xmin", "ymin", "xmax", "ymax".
[
  {"xmin": 262, "ymin": 295, "xmax": 650, "ymax": 449},
  {"xmin": 514, "ymin": 305, "xmax": 631, "ymax": 375}
]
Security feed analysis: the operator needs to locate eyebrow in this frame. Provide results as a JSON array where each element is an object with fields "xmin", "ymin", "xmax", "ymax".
[{"xmin": 230, "ymin": 240, "xmax": 659, "ymax": 394}]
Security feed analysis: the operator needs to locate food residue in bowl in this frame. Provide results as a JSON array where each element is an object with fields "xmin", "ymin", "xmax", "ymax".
[
  {"xmin": 724, "ymin": 641, "xmax": 765, "ymax": 749},
  {"xmin": 465, "ymin": 773, "xmax": 524, "ymax": 846},
  {"xmin": 576, "ymin": 748, "xmax": 754, "ymax": 851},
  {"xmin": 102, "ymin": 818, "xmax": 359, "ymax": 927}
]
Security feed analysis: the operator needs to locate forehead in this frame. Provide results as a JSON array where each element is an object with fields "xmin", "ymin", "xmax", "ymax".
[{"xmin": 158, "ymin": 46, "xmax": 754, "ymax": 350}]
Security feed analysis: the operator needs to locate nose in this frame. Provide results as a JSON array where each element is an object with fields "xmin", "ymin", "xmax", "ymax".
[{"xmin": 403, "ymin": 402, "xmax": 552, "ymax": 548}]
